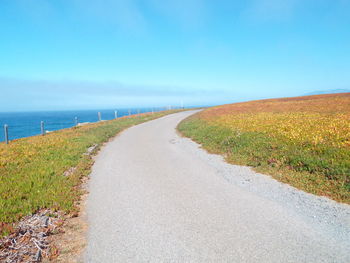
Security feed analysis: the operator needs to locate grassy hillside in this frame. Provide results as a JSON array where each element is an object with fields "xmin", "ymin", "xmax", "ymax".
[
  {"xmin": 178, "ymin": 93, "xmax": 350, "ymax": 203},
  {"xmin": 0, "ymin": 111, "xmax": 179, "ymax": 235}
]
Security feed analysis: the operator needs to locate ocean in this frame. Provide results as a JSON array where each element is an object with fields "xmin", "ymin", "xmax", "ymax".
[{"xmin": 0, "ymin": 107, "xmax": 165, "ymax": 142}]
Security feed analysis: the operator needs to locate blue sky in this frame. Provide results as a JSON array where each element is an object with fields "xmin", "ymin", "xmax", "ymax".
[{"xmin": 0, "ymin": 0, "xmax": 349, "ymax": 111}]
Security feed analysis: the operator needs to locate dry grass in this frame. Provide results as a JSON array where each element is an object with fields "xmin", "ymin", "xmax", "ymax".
[{"xmin": 178, "ymin": 93, "xmax": 350, "ymax": 203}]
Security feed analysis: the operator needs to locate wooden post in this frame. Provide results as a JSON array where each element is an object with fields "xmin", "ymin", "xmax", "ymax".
[
  {"xmin": 75, "ymin": 117, "xmax": 78, "ymax": 126},
  {"xmin": 114, "ymin": 110, "xmax": 118, "ymax": 119},
  {"xmin": 128, "ymin": 109, "xmax": 131, "ymax": 116},
  {"xmin": 152, "ymin": 108, "xmax": 154, "ymax": 114},
  {"xmin": 98, "ymin": 112, "xmax": 101, "ymax": 122},
  {"xmin": 4, "ymin": 124, "xmax": 9, "ymax": 144},
  {"xmin": 41, "ymin": 121, "xmax": 45, "ymax": 136}
]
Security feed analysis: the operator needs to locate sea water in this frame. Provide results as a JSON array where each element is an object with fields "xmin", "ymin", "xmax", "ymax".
[{"xmin": 0, "ymin": 108, "xmax": 163, "ymax": 142}]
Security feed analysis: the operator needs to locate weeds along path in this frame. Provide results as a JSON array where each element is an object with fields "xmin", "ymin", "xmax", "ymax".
[
  {"xmin": 0, "ymin": 111, "xmax": 178, "ymax": 230},
  {"xmin": 86, "ymin": 110, "xmax": 350, "ymax": 263}
]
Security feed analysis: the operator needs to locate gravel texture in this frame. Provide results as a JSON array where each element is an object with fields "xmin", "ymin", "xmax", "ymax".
[{"xmin": 85, "ymin": 110, "xmax": 350, "ymax": 262}]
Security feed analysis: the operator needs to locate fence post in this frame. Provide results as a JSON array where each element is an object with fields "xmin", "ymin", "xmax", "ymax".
[
  {"xmin": 41, "ymin": 121, "xmax": 45, "ymax": 136},
  {"xmin": 137, "ymin": 109, "xmax": 140, "ymax": 115},
  {"xmin": 98, "ymin": 112, "xmax": 101, "ymax": 122},
  {"xmin": 152, "ymin": 108, "xmax": 154, "ymax": 114},
  {"xmin": 4, "ymin": 124, "xmax": 9, "ymax": 144},
  {"xmin": 128, "ymin": 109, "xmax": 131, "ymax": 116},
  {"xmin": 114, "ymin": 110, "xmax": 118, "ymax": 119},
  {"xmin": 75, "ymin": 117, "xmax": 78, "ymax": 126}
]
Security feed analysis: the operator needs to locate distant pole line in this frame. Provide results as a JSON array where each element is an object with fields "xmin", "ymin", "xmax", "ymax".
[{"xmin": 2, "ymin": 108, "xmax": 169, "ymax": 143}]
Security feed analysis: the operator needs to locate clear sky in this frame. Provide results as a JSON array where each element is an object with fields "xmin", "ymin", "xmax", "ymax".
[{"xmin": 0, "ymin": 0, "xmax": 349, "ymax": 111}]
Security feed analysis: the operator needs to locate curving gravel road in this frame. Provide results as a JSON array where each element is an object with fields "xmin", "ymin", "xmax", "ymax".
[{"xmin": 85, "ymin": 110, "xmax": 350, "ymax": 262}]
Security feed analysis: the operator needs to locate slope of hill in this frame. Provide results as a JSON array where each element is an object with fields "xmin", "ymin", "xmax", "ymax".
[{"xmin": 178, "ymin": 93, "xmax": 350, "ymax": 203}]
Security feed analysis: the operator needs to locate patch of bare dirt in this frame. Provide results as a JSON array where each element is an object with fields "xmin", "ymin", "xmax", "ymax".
[{"xmin": 49, "ymin": 178, "xmax": 89, "ymax": 263}]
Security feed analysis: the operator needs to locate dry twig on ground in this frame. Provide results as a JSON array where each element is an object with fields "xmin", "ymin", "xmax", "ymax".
[{"xmin": 0, "ymin": 210, "xmax": 63, "ymax": 262}]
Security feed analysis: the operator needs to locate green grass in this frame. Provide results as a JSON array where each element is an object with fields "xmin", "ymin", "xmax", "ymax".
[
  {"xmin": 0, "ymin": 111, "xmax": 180, "ymax": 235},
  {"xmin": 178, "ymin": 116, "xmax": 350, "ymax": 204}
]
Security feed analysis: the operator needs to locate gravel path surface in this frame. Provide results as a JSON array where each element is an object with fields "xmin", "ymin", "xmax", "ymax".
[{"xmin": 86, "ymin": 110, "xmax": 350, "ymax": 262}]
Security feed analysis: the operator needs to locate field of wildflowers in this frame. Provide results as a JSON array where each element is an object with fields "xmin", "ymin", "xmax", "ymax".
[
  {"xmin": 178, "ymin": 93, "xmax": 350, "ymax": 203},
  {"xmin": 0, "ymin": 111, "xmax": 178, "ymax": 235}
]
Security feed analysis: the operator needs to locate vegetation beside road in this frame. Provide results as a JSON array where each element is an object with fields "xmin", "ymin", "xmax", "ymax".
[
  {"xmin": 178, "ymin": 93, "xmax": 350, "ymax": 203},
  {"xmin": 0, "ymin": 110, "xmax": 180, "ymax": 236}
]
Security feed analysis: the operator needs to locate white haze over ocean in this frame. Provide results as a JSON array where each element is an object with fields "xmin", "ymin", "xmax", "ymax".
[{"xmin": 0, "ymin": 78, "xmax": 242, "ymax": 111}]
